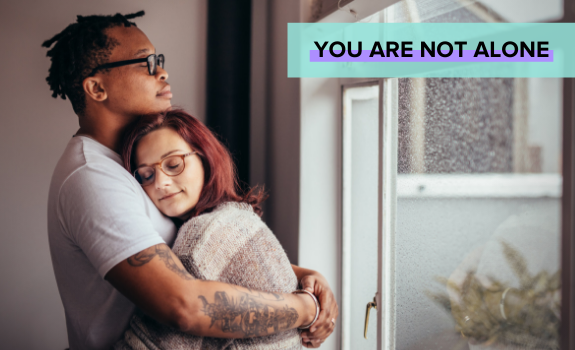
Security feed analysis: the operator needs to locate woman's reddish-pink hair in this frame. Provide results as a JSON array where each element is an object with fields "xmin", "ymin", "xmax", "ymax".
[{"xmin": 121, "ymin": 109, "xmax": 265, "ymax": 217}]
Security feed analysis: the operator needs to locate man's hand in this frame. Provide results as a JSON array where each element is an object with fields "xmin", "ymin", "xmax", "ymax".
[{"xmin": 291, "ymin": 265, "xmax": 338, "ymax": 348}]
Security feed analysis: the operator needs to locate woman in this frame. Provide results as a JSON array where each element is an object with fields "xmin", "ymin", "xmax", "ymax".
[{"xmin": 114, "ymin": 109, "xmax": 320, "ymax": 349}]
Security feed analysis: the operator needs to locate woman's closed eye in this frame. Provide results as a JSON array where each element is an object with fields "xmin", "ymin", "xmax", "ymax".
[
  {"xmin": 167, "ymin": 163, "xmax": 181, "ymax": 171},
  {"xmin": 164, "ymin": 159, "xmax": 182, "ymax": 171},
  {"xmin": 140, "ymin": 169, "xmax": 154, "ymax": 181}
]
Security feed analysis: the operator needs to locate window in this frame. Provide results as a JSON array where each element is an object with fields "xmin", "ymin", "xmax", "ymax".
[{"xmin": 299, "ymin": 0, "xmax": 570, "ymax": 349}]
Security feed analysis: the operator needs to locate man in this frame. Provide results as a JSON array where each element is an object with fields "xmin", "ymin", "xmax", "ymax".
[{"xmin": 44, "ymin": 11, "xmax": 337, "ymax": 349}]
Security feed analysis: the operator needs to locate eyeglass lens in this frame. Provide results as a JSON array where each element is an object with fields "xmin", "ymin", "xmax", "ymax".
[
  {"xmin": 147, "ymin": 54, "xmax": 165, "ymax": 75},
  {"xmin": 134, "ymin": 155, "xmax": 184, "ymax": 185}
]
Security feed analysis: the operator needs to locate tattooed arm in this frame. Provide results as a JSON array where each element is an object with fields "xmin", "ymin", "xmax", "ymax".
[{"xmin": 106, "ymin": 244, "xmax": 316, "ymax": 338}]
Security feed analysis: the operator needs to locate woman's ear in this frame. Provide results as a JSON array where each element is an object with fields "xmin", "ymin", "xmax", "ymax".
[{"xmin": 83, "ymin": 76, "xmax": 108, "ymax": 102}]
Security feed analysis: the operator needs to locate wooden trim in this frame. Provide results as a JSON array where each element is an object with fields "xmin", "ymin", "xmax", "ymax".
[
  {"xmin": 561, "ymin": 77, "xmax": 575, "ymax": 350},
  {"xmin": 561, "ymin": 3, "xmax": 574, "ymax": 349}
]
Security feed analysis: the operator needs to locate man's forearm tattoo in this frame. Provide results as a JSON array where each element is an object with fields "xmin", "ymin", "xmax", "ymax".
[
  {"xmin": 127, "ymin": 245, "xmax": 193, "ymax": 280},
  {"xmin": 199, "ymin": 291, "xmax": 298, "ymax": 337}
]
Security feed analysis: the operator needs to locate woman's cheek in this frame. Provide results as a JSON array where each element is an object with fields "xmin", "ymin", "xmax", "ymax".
[{"xmin": 144, "ymin": 188, "xmax": 158, "ymax": 204}]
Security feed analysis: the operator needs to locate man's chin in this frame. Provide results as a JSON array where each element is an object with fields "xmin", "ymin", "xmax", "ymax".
[
  {"xmin": 157, "ymin": 101, "xmax": 172, "ymax": 112},
  {"xmin": 142, "ymin": 104, "xmax": 173, "ymax": 115}
]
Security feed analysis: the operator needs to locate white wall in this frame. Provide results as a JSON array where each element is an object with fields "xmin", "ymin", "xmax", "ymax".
[
  {"xmin": 299, "ymin": 77, "xmax": 343, "ymax": 350},
  {"xmin": 0, "ymin": 1, "xmax": 206, "ymax": 348}
]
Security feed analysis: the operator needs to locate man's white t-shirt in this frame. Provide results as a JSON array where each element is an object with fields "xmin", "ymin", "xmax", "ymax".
[{"xmin": 47, "ymin": 136, "xmax": 177, "ymax": 350}]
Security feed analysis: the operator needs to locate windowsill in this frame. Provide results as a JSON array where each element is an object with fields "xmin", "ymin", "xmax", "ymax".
[{"xmin": 397, "ymin": 173, "xmax": 562, "ymax": 198}]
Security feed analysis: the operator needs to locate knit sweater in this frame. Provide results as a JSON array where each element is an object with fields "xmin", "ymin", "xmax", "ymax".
[{"xmin": 114, "ymin": 202, "xmax": 301, "ymax": 350}]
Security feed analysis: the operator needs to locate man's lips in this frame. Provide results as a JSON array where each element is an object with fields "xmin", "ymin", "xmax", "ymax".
[
  {"xmin": 157, "ymin": 85, "xmax": 172, "ymax": 98},
  {"xmin": 159, "ymin": 190, "xmax": 182, "ymax": 201}
]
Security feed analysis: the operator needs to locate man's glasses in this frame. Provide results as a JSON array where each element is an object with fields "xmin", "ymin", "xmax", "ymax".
[
  {"xmin": 134, "ymin": 151, "xmax": 196, "ymax": 186},
  {"xmin": 90, "ymin": 54, "xmax": 165, "ymax": 76}
]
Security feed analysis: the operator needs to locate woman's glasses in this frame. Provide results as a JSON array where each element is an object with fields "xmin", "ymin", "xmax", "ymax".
[
  {"xmin": 90, "ymin": 53, "xmax": 165, "ymax": 76},
  {"xmin": 134, "ymin": 151, "xmax": 196, "ymax": 186}
]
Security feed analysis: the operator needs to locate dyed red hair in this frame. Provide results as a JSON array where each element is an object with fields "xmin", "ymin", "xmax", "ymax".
[{"xmin": 121, "ymin": 109, "xmax": 265, "ymax": 217}]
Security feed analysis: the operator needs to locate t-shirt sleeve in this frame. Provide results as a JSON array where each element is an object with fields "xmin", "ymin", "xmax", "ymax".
[{"xmin": 57, "ymin": 165, "xmax": 166, "ymax": 278}]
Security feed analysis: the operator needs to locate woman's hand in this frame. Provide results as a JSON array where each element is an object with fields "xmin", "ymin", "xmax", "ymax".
[{"xmin": 292, "ymin": 266, "xmax": 338, "ymax": 348}]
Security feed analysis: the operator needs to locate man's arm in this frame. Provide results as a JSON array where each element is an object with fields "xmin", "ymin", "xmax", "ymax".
[
  {"xmin": 292, "ymin": 264, "xmax": 339, "ymax": 348},
  {"xmin": 106, "ymin": 244, "xmax": 315, "ymax": 338}
]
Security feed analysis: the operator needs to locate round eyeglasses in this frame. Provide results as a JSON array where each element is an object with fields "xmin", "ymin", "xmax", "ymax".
[
  {"xmin": 133, "ymin": 151, "xmax": 196, "ymax": 186},
  {"xmin": 90, "ymin": 53, "xmax": 165, "ymax": 76}
]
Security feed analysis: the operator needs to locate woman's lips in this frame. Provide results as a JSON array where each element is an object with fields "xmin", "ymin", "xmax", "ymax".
[
  {"xmin": 160, "ymin": 190, "xmax": 182, "ymax": 201},
  {"xmin": 157, "ymin": 85, "xmax": 173, "ymax": 99}
]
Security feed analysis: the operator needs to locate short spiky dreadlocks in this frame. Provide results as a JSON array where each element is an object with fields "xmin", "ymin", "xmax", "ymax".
[{"xmin": 42, "ymin": 11, "xmax": 145, "ymax": 116}]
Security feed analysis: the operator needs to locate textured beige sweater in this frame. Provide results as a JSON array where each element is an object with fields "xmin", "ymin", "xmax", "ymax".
[{"xmin": 114, "ymin": 202, "xmax": 301, "ymax": 350}]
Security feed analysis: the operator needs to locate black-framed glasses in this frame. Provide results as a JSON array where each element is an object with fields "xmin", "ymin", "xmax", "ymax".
[
  {"xmin": 133, "ymin": 151, "xmax": 196, "ymax": 186},
  {"xmin": 90, "ymin": 54, "xmax": 165, "ymax": 76}
]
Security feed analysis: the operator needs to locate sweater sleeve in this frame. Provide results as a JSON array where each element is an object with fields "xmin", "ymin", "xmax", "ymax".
[{"xmin": 173, "ymin": 203, "xmax": 298, "ymax": 293}]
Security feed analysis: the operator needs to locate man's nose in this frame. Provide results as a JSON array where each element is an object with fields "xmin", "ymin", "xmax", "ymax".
[{"xmin": 156, "ymin": 66, "xmax": 169, "ymax": 81}]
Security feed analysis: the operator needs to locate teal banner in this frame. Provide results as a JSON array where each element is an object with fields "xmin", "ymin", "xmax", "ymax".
[{"xmin": 287, "ymin": 23, "xmax": 575, "ymax": 77}]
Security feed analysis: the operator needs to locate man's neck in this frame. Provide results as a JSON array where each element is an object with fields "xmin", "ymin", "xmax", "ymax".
[{"xmin": 77, "ymin": 110, "xmax": 134, "ymax": 153}]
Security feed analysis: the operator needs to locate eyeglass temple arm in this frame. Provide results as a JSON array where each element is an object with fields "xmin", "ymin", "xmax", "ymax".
[{"xmin": 90, "ymin": 57, "xmax": 149, "ymax": 75}]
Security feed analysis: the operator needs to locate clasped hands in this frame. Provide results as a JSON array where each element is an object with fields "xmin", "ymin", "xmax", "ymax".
[{"xmin": 298, "ymin": 272, "xmax": 339, "ymax": 348}]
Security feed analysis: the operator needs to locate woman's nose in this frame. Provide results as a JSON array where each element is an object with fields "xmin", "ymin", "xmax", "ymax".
[{"xmin": 154, "ymin": 169, "xmax": 172, "ymax": 188}]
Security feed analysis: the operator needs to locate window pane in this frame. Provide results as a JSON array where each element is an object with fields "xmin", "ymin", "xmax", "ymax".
[
  {"xmin": 398, "ymin": 78, "xmax": 562, "ymax": 175},
  {"xmin": 395, "ymin": 76, "xmax": 562, "ymax": 350},
  {"xmin": 342, "ymin": 84, "xmax": 379, "ymax": 349},
  {"xmin": 379, "ymin": 1, "xmax": 564, "ymax": 347}
]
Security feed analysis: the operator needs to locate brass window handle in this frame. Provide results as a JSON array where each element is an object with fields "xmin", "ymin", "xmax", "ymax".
[{"xmin": 364, "ymin": 296, "xmax": 378, "ymax": 339}]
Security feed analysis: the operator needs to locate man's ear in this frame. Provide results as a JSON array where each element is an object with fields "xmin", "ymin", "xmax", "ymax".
[{"xmin": 83, "ymin": 76, "xmax": 108, "ymax": 102}]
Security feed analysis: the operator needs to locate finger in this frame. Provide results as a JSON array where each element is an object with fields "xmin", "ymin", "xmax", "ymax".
[
  {"xmin": 311, "ymin": 339, "xmax": 324, "ymax": 347},
  {"xmin": 300, "ymin": 275, "xmax": 316, "ymax": 293},
  {"xmin": 315, "ymin": 291, "xmax": 337, "ymax": 333},
  {"xmin": 316, "ymin": 292, "xmax": 335, "ymax": 322},
  {"xmin": 307, "ymin": 340, "xmax": 322, "ymax": 348},
  {"xmin": 305, "ymin": 326, "xmax": 332, "ymax": 341},
  {"xmin": 307, "ymin": 313, "xmax": 336, "ymax": 340},
  {"xmin": 310, "ymin": 308, "xmax": 331, "ymax": 334},
  {"xmin": 317, "ymin": 288, "xmax": 335, "ymax": 315},
  {"xmin": 333, "ymin": 302, "xmax": 340, "ymax": 319},
  {"xmin": 301, "ymin": 330, "xmax": 317, "ymax": 341},
  {"xmin": 301, "ymin": 329, "xmax": 324, "ymax": 341},
  {"xmin": 308, "ymin": 325, "xmax": 334, "ymax": 341},
  {"xmin": 302, "ymin": 330, "xmax": 329, "ymax": 343},
  {"xmin": 302, "ymin": 339, "xmax": 320, "ymax": 348}
]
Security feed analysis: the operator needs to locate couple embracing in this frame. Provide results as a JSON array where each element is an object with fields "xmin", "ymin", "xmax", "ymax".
[{"xmin": 45, "ymin": 11, "xmax": 337, "ymax": 350}]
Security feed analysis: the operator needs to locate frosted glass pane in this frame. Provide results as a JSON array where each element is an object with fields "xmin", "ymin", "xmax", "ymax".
[
  {"xmin": 395, "ymin": 77, "xmax": 562, "ymax": 350},
  {"xmin": 383, "ymin": 5, "xmax": 565, "ymax": 347},
  {"xmin": 343, "ymin": 85, "xmax": 379, "ymax": 349},
  {"xmin": 381, "ymin": 0, "xmax": 563, "ymax": 24}
]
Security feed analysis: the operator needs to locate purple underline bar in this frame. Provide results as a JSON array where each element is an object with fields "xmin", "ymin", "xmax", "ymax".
[{"xmin": 309, "ymin": 50, "xmax": 554, "ymax": 62}]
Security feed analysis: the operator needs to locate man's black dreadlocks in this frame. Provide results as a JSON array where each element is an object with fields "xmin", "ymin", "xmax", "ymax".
[{"xmin": 42, "ymin": 11, "xmax": 145, "ymax": 116}]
